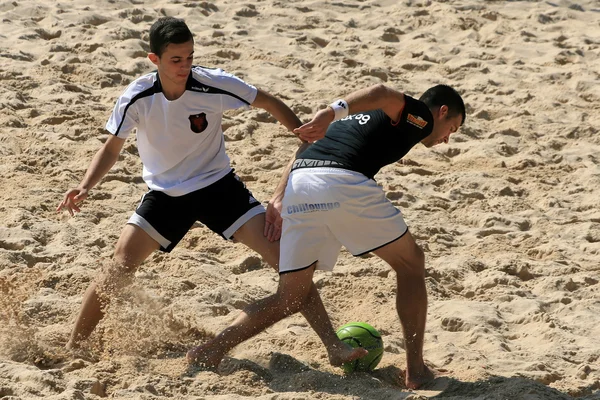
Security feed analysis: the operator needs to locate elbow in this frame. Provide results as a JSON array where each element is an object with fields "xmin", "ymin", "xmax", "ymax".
[
  {"xmin": 368, "ymin": 83, "xmax": 395, "ymax": 106},
  {"xmin": 371, "ymin": 83, "xmax": 389, "ymax": 95}
]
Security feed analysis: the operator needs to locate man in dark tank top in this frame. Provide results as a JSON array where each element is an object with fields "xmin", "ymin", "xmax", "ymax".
[{"xmin": 188, "ymin": 83, "xmax": 465, "ymax": 390}]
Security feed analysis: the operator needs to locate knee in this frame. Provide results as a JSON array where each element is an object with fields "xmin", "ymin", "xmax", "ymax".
[
  {"xmin": 275, "ymin": 269, "xmax": 314, "ymax": 314},
  {"xmin": 113, "ymin": 245, "xmax": 141, "ymax": 275},
  {"xmin": 389, "ymin": 245, "xmax": 425, "ymax": 277},
  {"xmin": 96, "ymin": 257, "xmax": 137, "ymax": 294}
]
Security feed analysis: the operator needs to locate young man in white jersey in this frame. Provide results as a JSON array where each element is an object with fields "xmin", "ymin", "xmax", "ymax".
[
  {"xmin": 186, "ymin": 83, "xmax": 466, "ymax": 390},
  {"xmin": 56, "ymin": 17, "xmax": 365, "ymax": 367}
]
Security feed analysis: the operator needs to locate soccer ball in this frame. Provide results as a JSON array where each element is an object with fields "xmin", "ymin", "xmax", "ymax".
[{"xmin": 336, "ymin": 322, "xmax": 384, "ymax": 373}]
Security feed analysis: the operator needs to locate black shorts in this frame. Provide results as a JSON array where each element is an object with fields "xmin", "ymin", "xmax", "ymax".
[{"xmin": 127, "ymin": 171, "xmax": 265, "ymax": 252}]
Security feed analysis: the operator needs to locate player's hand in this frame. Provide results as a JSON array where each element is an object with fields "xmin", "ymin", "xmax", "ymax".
[
  {"xmin": 57, "ymin": 188, "xmax": 89, "ymax": 216},
  {"xmin": 293, "ymin": 107, "xmax": 334, "ymax": 143},
  {"xmin": 264, "ymin": 196, "xmax": 283, "ymax": 242}
]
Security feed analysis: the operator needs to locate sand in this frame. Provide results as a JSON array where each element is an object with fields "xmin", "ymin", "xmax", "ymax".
[{"xmin": 1, "ymin": 0, "xmax": 599, "ymax": 399}]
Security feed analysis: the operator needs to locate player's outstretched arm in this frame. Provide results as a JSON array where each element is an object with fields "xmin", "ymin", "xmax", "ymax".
[
  {"xmin": 251, "ymin": 89, "xmax": 326, "ymax": 143},
  {"xmin": 57, "ymin": 134, "xmax": 125, "ymax": 216},
  {"xmin": 294, "ymin": 84, "xmax": 406, "ymax": 138}
]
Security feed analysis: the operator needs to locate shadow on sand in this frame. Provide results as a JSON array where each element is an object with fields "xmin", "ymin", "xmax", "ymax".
[{"xmin": 185, "ymin": 352, "xmax": 590, "ymax": 400}]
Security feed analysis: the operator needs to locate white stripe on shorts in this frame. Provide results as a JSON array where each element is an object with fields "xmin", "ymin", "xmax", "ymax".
[
  {"xmin": 127, "ymin": 212, "xmax": 171, "ymax": 249},
  {"xmin": 223, "ymin": 204, "xmax": 266, "ymax": 239}
]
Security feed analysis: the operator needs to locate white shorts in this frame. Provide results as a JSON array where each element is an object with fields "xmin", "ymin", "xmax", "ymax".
[{"xmin": 279, "ymin": 168, "xmax": 408, "ymax": 274}]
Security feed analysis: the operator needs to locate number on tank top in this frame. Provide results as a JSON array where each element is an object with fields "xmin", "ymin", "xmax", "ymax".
[
  {"xmin": 358, "ymin": 114, "xmax": 370, "ymax": 125},
  {"xmin": 339, "ymin": 114, "xmax": 371, "ymax": 125}
]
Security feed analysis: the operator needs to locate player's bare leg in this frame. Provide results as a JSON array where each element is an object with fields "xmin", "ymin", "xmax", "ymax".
[
  {"xmin": 229, "ymin": 214, "xmax": 367, "ymax": 366},
  {"xmin": 374, "ymin": 230, "xmax": 434, "ymax": 389},
  {"xmin": 66, "ymin": 224, "xmax": 159, "ymax": 350},
  {"xmin": 186, "ymin": 262, "xmax": 366, "ymax": 369}
]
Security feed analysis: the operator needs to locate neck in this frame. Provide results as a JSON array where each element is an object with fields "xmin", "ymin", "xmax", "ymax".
[
  {"xmin": 159, "ymin": 73, "xmax": 187, "ymax": 101},
  {"xmin": 162, "ymin": 82, "xmax": 186, "ymax": 101}
]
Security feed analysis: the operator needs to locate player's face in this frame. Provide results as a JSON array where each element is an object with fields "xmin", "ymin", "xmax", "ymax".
[
  {"xmin": 150, "ymin": 40, "xmax": 194, "ymax": 86},
  {"xmin": 421, "ymin": 106, "xmax": 462, "ymax": 148}
]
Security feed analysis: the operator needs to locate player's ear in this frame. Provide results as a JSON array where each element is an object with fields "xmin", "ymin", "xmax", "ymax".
[
  {"xmin": 439, "ymin": 105, "xmax": 449, "ymax": 119},
  {"xmin": 148, "ymin": 53, "xmax": 159, "ymax": 66}
]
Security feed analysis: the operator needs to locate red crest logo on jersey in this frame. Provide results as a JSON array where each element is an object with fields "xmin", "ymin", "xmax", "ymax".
[{"xmin": 189, "ymin": 113, "xmax": 208, "ymax": 133}]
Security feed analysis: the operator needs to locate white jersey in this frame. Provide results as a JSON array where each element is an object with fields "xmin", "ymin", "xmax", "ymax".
[{"xmin": 105, "ymin": 66, "xmax": 257, "ymax": 196}]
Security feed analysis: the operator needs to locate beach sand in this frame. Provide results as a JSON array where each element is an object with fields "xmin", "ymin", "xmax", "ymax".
[{"xmin": 1, "ymin": 0, "xmax": 599, "ymax": 398}]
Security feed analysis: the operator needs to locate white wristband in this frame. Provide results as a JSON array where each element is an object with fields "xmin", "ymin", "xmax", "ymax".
[{"xmin": 329, "ymin": 99, "xmax": 349, "ymax": 121}]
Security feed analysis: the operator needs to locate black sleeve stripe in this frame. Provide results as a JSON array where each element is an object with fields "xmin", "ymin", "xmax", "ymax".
[
  {"xmin": 114, "ymin": 80, "xmax": 161, "ymax": 137},
  {"xmin": 186, "ymin": 76, "xmax": 251, "ymax": 105}
]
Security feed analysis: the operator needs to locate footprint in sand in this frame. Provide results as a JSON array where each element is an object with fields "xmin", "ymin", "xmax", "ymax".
[
  {"xmin": 361, "ymin": 67, "xmax": 388, "ymax": 82},
  {"xmin": 247, "ymin": 145, "xmax": 274, "ymax": 162},
  {"xmin": 184, "ymin": 2, "xmax": 219, "ymax": 16},
  {"xmin": 250, "ymin": 110, "xmax": 277, "ymax": 123},
  {"xmin": 224, "ymin": 121, "xmax": 258, "ymax": 142},
  {"xmin": 497, "ymin": 185, "xmax": 525, "ymax": 197},
  {"xmin": 398, "ymin": 167, "xmax": 435, "ymax": 177},
  {"xmin": 448, "ymin": 188, "xmax": 485, "ymax": 201},
  {"xmin": 215, "ymin": 50, "xmax": 241, "ymax": 60},
  {"xmin": 381, "ymin": 27, "xmax": 404, "ymax": 43},
  {"xmin": 118, "ymin": 9, "xmax": 154, "ymax": 24},
  {"xmin": 77, "ymin": 14, "xmax": 110, "ymax": 27},
  {"xmin": 230, "ymin": 255, "xmax": 264, "ymax": 275},
  {"xmin": 235, "ymin": 5, "xmax": 259, "ymax": 18},
  {"xmin": 495, "ymin": 142, "xmax": 519, "ymax": 157},
  {"xmin": 34, "ymin": 28, "xmax": 62, "ymax": 40},
  {"xmin": 0, "ymin": 227, "xmax": 37, "ymax": 251}
]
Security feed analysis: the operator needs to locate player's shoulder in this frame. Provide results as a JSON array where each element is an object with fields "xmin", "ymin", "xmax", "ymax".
[
  {"xmin": 402, "ymin": 95, "xmax": 431, "ymax": 116},
  {"xmin": 120, "ymin": 71, "xmax": 158, "ymax": 99},
  {"xmin": 402, "ymin": 94, "xmax": 428, "ymax": 111},
  {"xmin": 191, "ymin": 65, "xmax": 231, "ymax": 81}
]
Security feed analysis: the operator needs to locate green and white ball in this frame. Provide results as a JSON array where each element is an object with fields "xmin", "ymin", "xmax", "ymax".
[{"xmin": 336, "ymin": 322, "xmax": 384, "ymax": 373}]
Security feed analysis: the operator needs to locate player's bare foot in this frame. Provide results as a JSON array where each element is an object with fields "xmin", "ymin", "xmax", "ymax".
[
  {"xmin": 65, "ymin": 340, "xmax": 77, "ymax": 351},
  {"xmin": 328, "ymin": 342, "xmax": 369, "ymax": 366},
  {"xmin": 66, "ymin": 337, "xmax": 87, "ymax": 352},
  {"xmin": 405, "ymin": 364, "xmax": 435, "ymax": 389},
  {"xmin": 186, "ymin": 343, "xmax": 224, "ymax": 371}
]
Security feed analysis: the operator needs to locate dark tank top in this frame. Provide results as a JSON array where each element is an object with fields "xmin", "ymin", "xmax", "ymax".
[{"xmin": 294, "ymin": 95, "xmax": 434, "ymax": 179}]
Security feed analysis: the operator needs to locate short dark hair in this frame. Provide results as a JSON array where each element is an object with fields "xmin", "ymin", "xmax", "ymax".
[
  {"xmin": 419, "ymin": 85, "xmax": 466, "ymax": 126},
  {"xmin": 149, "ymin": 17, "xmax": 193, "ymax": 57}
]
